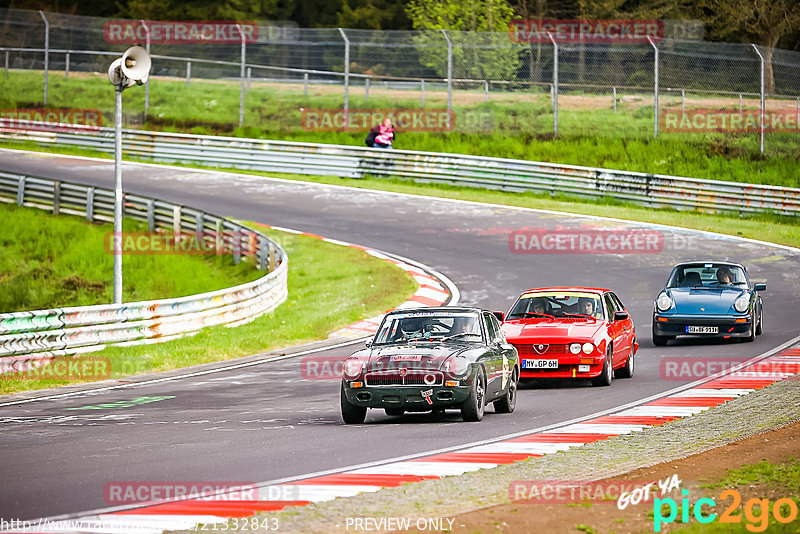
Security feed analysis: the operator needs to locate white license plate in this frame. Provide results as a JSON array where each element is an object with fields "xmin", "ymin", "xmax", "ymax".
[
  {"xmin": 686, "ymin": 325, "xmax": 719, "ymax": 334},
  {"xmin": 578, "ymin": 365, "xmax": 590, "ymax": 373},
  {"xmin": 523, "ymin": 359, "xmax": 558, "ymax": 369}
]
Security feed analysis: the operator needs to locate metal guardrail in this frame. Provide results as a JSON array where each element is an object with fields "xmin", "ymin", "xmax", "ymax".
[
  {"xmin": 0, "ymin": 171, "xmax": 288, "ymax": 370},
  {"xmin": 1, "ymin": 121, "xmax": 799, "ymax": 216}
]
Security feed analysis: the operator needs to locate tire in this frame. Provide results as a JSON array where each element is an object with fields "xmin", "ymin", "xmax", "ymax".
[
  {"xmin": 755, "ymin": 308, "xmax": 763, "ymax": 336},
  {"xmin": 592, "ymin": 348, "xmax": 613, "ymax": 387},
  {"xmin": 494, "ymin": 366, "xmax": 518, "ymax": 414},
  {"xmin": 384, "ymin": 408, "xmax": 404, "ymax": 416},
  {"xmin": 461, "ymin": 368, "xmax": 486, "ymax": 422},
  {"xmin": 615, "ymin": 344, "xmax": 635, "ymax": 379},
  {"xmin": 744, "ymin": 312, "xmax": 756, "ymax": 342},
  {"xmin": 652, "ymin": 334, "xmax": 670, "ymax": 346},
  {"xmin": 341, "ymin": 382, "xmax": 367, "ymax": 424}
]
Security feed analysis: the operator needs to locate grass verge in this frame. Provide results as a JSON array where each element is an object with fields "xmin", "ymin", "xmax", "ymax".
[
  {"xmin": 2, "ymin": 71, "xmax": 799, "ymax": 186},
  {"xmin": 0, "ymin": 219, "xmax": 418, "ymax": 395}
]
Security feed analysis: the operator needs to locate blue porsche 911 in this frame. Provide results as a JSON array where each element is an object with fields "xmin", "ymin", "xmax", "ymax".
[{"xmin": 652, "ymin": 261, "xmax": 766, "ymax": 346}]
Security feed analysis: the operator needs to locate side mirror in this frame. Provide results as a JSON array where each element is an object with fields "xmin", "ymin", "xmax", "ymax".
[
  {"xmin": 493, "ymin": 311, "xmax": 505, "ymax": 322},
  {"xmin": 365, "ymin": 339, "xmax": 373, "ymax": 348},
  {"xmin": 614, "ymin": 311, "xmax": 629, "ymax": 321},
  {"xmin": 753, "ymin": 283, "xmax": 766, "ymax": 292}
]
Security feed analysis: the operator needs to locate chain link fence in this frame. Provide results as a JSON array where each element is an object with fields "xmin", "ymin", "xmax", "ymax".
[{"xmin": 1, "ymin": 8, "xmax": 799, "ymax": 151}]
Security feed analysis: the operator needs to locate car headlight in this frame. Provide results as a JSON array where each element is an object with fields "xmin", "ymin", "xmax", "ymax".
[
  {"xmin": 656, "ymin": 293, "xmax": 673, "ymax": 312},
  {"xmin": 569, "ymin": 343, "xmax": 582, "ymax": 355},
  {"xmin": 734, "ymin": 295, "xmax": 750, "ymax": 313},
  {"xmin": 343, "ymin": 358, "xmax": 364, "ymax": 378},
  {"xmin": 445, "ymin": 356, "xmax": 469, "ymax": 377},
  {"xmin": 582, "ymin": 343, "xmax": 594, "ymax": 354}
]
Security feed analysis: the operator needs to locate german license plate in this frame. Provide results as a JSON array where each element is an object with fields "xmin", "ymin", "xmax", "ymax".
[
  {"xmin": 578, "ymin": 365, "xmax": 590, "ymax": 373},
  {"xmin": 686, "ymin": 325, "xmax": 719, "ymax": 334},
  {"xmin": 523, "ymin": 359, "xmax": 558, "ymax": 369}
]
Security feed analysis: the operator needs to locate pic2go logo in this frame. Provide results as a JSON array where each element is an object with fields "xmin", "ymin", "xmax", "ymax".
[{"xmin": 653, "ymin": 489, "xmax": 798, "ymax": 532}]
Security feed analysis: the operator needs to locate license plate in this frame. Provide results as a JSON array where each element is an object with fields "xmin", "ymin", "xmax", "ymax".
[
  {"xmin": 523, "ymin": 359, "xmax": 558, "ymax": 369},
  {"xmin": 686, "ymin": 325, "xmax": 719, "ymax": 334},
  {"xmin": 578, "ymin": 365, "xmax": 590, "ymax": 373}
]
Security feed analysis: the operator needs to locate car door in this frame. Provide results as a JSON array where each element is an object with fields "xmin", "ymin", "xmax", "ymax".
[
  {"xmin": 482, "ymin": 313, "xmax": 504, "ymax": 399},
  {"xmin": 490, "ymin": 313, "xmax": 517, "ymax": 395},
  {"xmin": 603, "ymin": 293, "xmax": 626, "ymax": 367},
  {"xmin": 610, "ymin": 292, "xmax": 635, "ymax": 359}
]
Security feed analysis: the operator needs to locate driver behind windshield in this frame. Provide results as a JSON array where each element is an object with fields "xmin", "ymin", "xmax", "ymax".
[
  {"xmin": 577, "ymin": 297, "xmax": 600, "ymax": 318},
  {"xmin": 716, "ymin": 266, "xmax": 734, "ymax": 285},
  {"xmin": 530, "ymin": 298, "xmax": 550, "ymax": 315},
  {"xmin": 399, "ymin": 316, "xmax": 426, "ymax": 339}
]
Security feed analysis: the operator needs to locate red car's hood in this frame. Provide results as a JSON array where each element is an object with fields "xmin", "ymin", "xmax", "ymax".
[{"xmin": 502, "ymin": 319, "xmax": 603, "ymax": 343}]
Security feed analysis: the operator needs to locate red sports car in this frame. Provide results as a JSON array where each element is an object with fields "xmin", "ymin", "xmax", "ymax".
[{"xmin": 501, "ymin": 287, "xmax": 638, "ymax": 386}]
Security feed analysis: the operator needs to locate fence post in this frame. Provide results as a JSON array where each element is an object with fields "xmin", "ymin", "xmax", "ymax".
[
  {"xmin": 173, "ymin": 205, "xmax": 182, "ymax": 244},
  {"xmin": 52, "ymin": 181, "xmax": 60, "ymax": 215},
  {"xmin": 259, "ymin": 237, "xmax": 267, "ymax": 271},
  {"xmin": 195, "ymin": 212, "xmax": 204, "ymax": 243},
  {"xmin": 485, "ymin": 80, "xmax": 489, "ymax": 102},
  {"xmin": 797, "ymin": 97, "xmax": 799, "ymax": 128},
  {"xmin": 647, "ymin": 35, "xmax": 658, "ymax": 138},
  {"xmin": 186, "ymin": 61, "xmax": 191, "ymax": 87},
  {"xmin": 739, "ymin": 93, "xmax": 743, "ymax": 117},
  {"xmin": 65, "ymin": 52, "xmax": 69, "ymax": 80},
  {"xmin": 268, "ymin": 242, "xmax": 276, "ymax": 271},
  {"xmin": 236, "ymin": 23, "xmax": 246, "ymax": 128},
  {"xmin": 39, "ymin": 11, "xmax": 49, "ymax": 106},
  {"xmin": 4, "ymin": 50, "xmax": 8, "ymax": 76},
  {"xmin": 421, "ymin": 79, "xmax": 425, "ymax": 106},
  {"xmin": 752, "ymin": 44, "xmax": 765, "ymax": 154},
  {"xmin": 681, "ymin": 89, "xmax": 685, "ymax": 114},
  {"xmin": 233, "ymin": 229, "xmax": 241, "ymax": 265},
  {"xmin": 338, "ymin": 28, "xmax": 350, "ymax": 129},
  {"xmin": 216, "ymin": 219, "xmax": 224, "ymax": 255},
  {"xmin": 86, "ymin": 187, "xmax": 95, "ymax": 222},
  {"xmin": 613, "ymin": 87, "xmax": 617, "ymax": 113},
  {"xmin": 140, "ymin": 20, "xmax": 151, "ymax": 120},
  {"xmin": 247, "ymin": 67, "xmax": 252, "ymax": 93},
  {"xmin": 365, "ymin": 77, "xmax": 369, "ymax": 103},
  {"xmin": 17, "ymin": 175, "xmax": 26, "ymax": 206},
  {"xmin": 303, "ymin": 72, "xmax": 308, "ymax": 96},
  {"xmin": 546, "ymin": 31, "xmax": 558, "ymax": 137},
  {"xmin": 442, "ymin": 29, "xmax": 452, "ymax": 130}
]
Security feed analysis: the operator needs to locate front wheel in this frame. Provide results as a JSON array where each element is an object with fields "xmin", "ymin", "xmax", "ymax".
[
  {"xmin": 591, "ymin": 348, "xmax": 613, "ymax": 387},
  {"xmin": 755, "ymin": 308, "xmax": 763, "ymax": 336},
  {"xmin": 461, "ymin": 369, "xmax": 486, "ymax": 422},
  {"xmin": 744, "ymin": 311, "xmax": 756, "ymax": 342},
  {"xmin": 341, "ymin": 382, "xmax": 367, "ymax": 424},
  {"xmin": 494, "ymin": 366, "xmax": 518, "ymax": 414},
  {"xmin": 615, "ymin": 344, "xmax": 635, "ymax": 379}
]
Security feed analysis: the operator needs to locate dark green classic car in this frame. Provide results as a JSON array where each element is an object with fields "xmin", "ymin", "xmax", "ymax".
[{"xmin": 340, "ymin": 307, "xmax": 520, "ymax": 424}]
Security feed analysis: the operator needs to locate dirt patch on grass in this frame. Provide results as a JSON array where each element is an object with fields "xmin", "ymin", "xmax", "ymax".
[{"xmin": 448, "ymin": 420, "xmax": 800, "ymax": 534}]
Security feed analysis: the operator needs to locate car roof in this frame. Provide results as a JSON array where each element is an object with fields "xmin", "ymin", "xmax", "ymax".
[
  {"xmin": 384, "ymin": 306, "xmax": 486, "ymax": 316},
  {"xmin": 673, "ymin": 261, "xmax": 745, "ymax": 269},
  {"xmin": 520, "ymin": 287, "xmax": 608, "ymax": 295}
]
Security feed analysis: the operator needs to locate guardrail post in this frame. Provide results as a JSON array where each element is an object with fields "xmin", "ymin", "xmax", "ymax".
[
  {"xmin": 647, "ymin": 35, "xmax": 658, "ymax": 138},
  {"xmin": 186, "ymin": 61, "xmax": 191, "ymax": 87},
  {"xmin": 236, "ymin": 23, "xmax": 246, "ymax": 128},
  {"xmin": 216, "ymin": 219, "xmax": 224, "ymax": 254},
  {"xmin": 17, "ymin": 175, "xmax": 26, "ymax": 206},
  {"xmin": 365, "ymin": 77, "xmax": 369, "ymax": 103},
  {"xmin": 233, "ymin": 231, "xmax": 241, "ymax": 265},
  {"xmin": 86, "ymin": 187, "xmax": 95, "ymax": 221},
  {"xmin": 421, "ymin": 79, "xmax": 425, "ymax": 106},
  {"xmin": 39, "ymin": 11, "xmax": 49, "ymax": 106},
  {"xmin": 259, "ymin": 236, "xmax": 267, "ymax": 271},
  {"xmin": 613, "ymin": 87, "xmax": 617, "ymax": 113},
  {"xmin": 269, "ymin": 242, "xmax": 276, "ymax": 271},
  {"xmin": 442, "ymin": 30, "xmax": 452, "ymax": 130},
  {"xmin": 303, "ymin": 72, "xmax": 308, "ymax": 97},
  {"xmin": 338, "ymin": 28, "xmax": 350, "ymax": 129},
  {"xmin": 752, "ymin": 44, "xmax": 765, "ymax": 153},
  {"xmin": 140, "ymin": 20, "xmax": 151, "ymax": 120},
  {"xmin": 173, "ymin": 205, "xmax": 182, "ymax": 244},
  {"xmin": 65, "ymin": 52, "xmax": 69, "ymax": 80},
  {"xmin": 52, "ymin": 180, "xmax": 60, "ymax": 215},
  {"xmin": 195, "ymin": 212, "xmax": 204, "ymax": 244},
  {"xmin": 146, "ymin": 199, "xmax": 155, "ymax": 231}
]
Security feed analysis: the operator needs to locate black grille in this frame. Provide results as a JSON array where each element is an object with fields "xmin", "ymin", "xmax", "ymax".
[{"xmin": 365, "ymin": 370, "xmax": 443, "ymax": 387}]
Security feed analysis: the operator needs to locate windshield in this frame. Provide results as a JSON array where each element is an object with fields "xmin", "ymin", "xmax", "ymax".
[
  {"xmin": 667, "ymin": 264, "xmax": 747, "ymax": 288},
  {"xmin": 373, "ymin": 312, "xmax": 483, "ymax": 345},
  {"xmin": 507, "ymin": 291, "xmax": 604, "ymax": 320}
]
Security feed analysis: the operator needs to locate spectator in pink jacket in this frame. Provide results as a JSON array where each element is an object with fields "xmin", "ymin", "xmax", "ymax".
[{"xmin": 373, "ymin": 118, "xmax": 394, "ymax": 149}]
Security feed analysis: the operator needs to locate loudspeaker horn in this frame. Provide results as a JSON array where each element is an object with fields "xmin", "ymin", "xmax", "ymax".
[{"xmin": 120, "ymin": 46, "xmax": 152, "ymax": 85}]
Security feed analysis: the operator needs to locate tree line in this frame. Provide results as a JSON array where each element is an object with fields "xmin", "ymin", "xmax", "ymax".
[{"xmin": 2, "ymin": 0, "xmax": 799, "ymax": 52}]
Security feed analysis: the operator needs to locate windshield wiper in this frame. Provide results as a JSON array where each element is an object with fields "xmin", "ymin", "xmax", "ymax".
[
  {"xmin": 442, "ymin": 332, "xmax": 479, "ymax": 342},
  {"xmin": 561, "ymin": 313, "xmax": 597, "ymax": 321}
]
